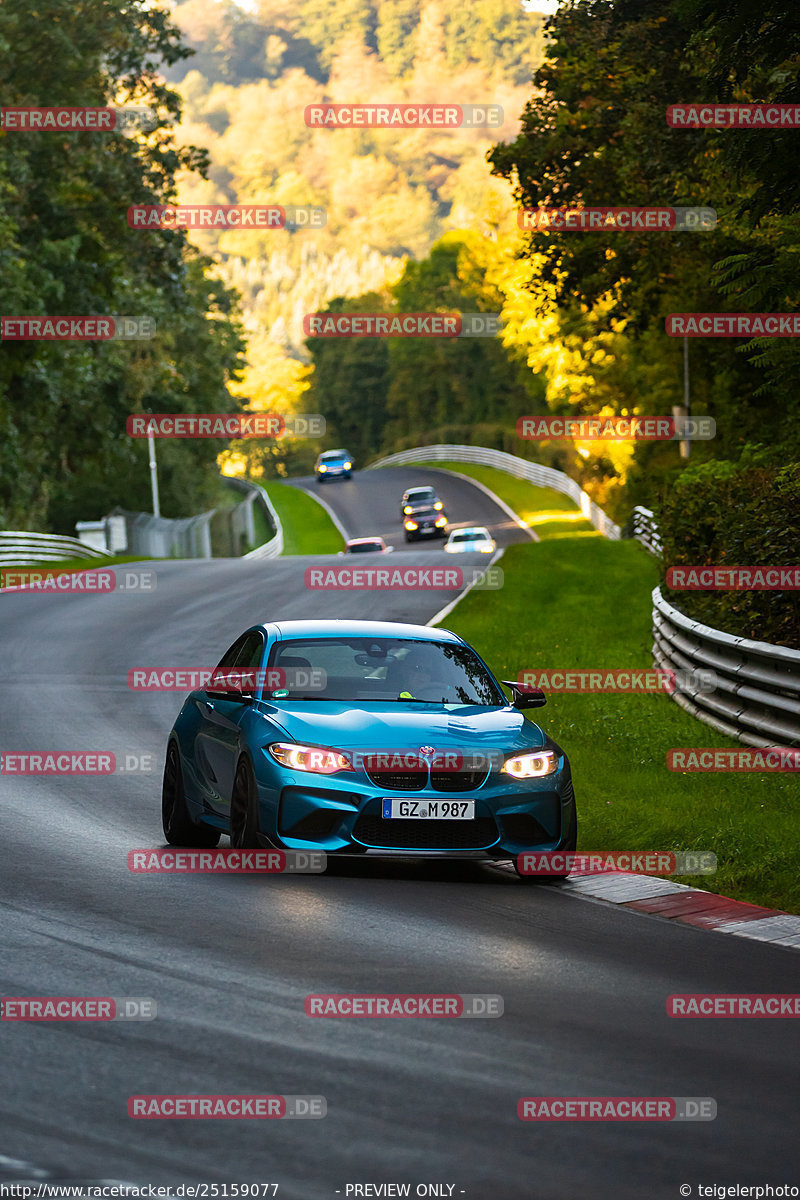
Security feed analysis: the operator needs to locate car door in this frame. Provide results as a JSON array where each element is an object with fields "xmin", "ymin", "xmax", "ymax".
[{"xmin": 193, "ymin": 631, "xmax": 265, "ymax": 816}]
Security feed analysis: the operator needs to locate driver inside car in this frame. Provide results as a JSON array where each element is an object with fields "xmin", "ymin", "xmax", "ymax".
[{"xmin": 393, "ymin": 647, "xmax": 439, "ymax": 700}]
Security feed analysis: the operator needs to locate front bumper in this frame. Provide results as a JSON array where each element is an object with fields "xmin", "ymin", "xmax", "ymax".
[{"xmin": 253, "ymin": 760, "xmax": 576, "ymax": 860}]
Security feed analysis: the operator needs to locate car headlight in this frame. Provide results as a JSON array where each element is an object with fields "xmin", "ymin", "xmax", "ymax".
[
  {"xmin": 343, "ymin": 461, "xmax": 352, "ymax": 469},
  {"xmin": 405, "ymin": 520, "xmax": 418, "ymax": 530},
  {"xmin": 268, "ymin": 742, "xmax": 352, "ymax": 774},
  {"xmin": 403, "ymin": 505, "xmax": 413, "ymax": 514},
  {"xmin": 502, "ymin": 750, "xmax": 558, "ymax": 779},
  {"xmin": 318, "ymin": 465, "xmax": 327, "ymax": 473},
  {"xmin": 434, "ymin": 501, "xmax": 443, "ymax": 510},
  {"xmin": 435, "ymin": 516, "xmax": 447, "ymax": 527}
]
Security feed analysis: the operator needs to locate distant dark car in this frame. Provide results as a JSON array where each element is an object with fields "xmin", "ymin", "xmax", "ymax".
[
  {"xmin": 404, "ymin": 506, "xmax": 447, "ymax": 542},
  {"xmin": 342, "ymin": 537, "xmax": 392, "ymax": 555},
  {"xmin": 315, "ymin": 449, "xmax": 353, "ymax": 482},
  {"xmin": 401, "ymin": 485, "xmax": 444, "ymax": 517}
]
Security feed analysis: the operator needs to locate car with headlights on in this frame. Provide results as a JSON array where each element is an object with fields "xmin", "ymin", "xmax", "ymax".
[
  {"xmin": 444, "ymin": 526, "xmax": 496, "ymax": 554},
  {"xmin": 315, "ymin": 448, "xmax": 353, "ymax": 482},
  {"xmin": 404, "ymin": 505, "xmax": 447, "ymax": 542},
  {"xmin": 400, "ymin": 485, "xmax": 444, "ymax": 518},
  {"xmin": 161, "ymin": 619, "xmax": 577, "ymax": 878}
]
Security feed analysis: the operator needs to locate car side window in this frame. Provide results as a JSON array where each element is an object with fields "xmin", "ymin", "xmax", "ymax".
[
  {"xmin": 214, "ymin": 636, "xmax": 248, "ymax": 673},
  {"xmin": 234, "ymin": 632, "xmax": 265, "ymax": 670}
]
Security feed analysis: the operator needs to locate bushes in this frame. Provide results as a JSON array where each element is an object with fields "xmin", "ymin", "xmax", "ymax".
[{"xmin": 657, "ymin": 460, "xmax": 800, "ymax": 648}]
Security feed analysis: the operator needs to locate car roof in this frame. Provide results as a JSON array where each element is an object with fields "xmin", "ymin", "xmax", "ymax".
[
  {"xmin": 450, "ymin": 526, "xmax": 490, "ymax": 536},
  {"xmin": 319, "ymin": 448, "xmax": 350, "ymax": 457},
  {"xmin": 346, "ymin": 537, "xmax": 384, "ymax": 546},
  {"xmin": 406, "ymin": 485, "xmax": 434, "ymax": 493},
  {"xmin": 259, "ymin": 619, "xmax": 462, "ymax": 643}
]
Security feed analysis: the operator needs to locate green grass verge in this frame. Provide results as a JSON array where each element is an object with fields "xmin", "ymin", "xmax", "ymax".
[
  {"xmin": 261, "ymin": 480, "xmax": 344, "ymax": 555},
  {"xmin": 404, "ymin": 460, "xmax": 597, "ymax": 538},
  {"xmin": 426, "ymin": 464, "xmax": 799, "ymax": 913}
]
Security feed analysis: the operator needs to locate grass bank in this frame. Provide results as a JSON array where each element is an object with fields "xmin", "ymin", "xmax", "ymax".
[
  {"xmin": 261, "ymin": 481, "xmax": 344, "ymax": 555},
  {"xmin": 426, "ymin": 463, "xmax": 798, "ymax": 913}
]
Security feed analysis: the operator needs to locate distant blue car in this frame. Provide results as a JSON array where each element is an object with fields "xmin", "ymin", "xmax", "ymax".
[{"xmin": 162, "ymin": 620, "xmax": 576, "ymax": 876}]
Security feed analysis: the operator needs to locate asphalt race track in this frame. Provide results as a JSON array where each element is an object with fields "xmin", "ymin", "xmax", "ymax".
[
  {"xmin": 286, "ymin": 465, "xmax": 534, "ymax": 548},
  {"xmin": 1, "ymin": 469, "xmax": 799, "ymax": 1199}
]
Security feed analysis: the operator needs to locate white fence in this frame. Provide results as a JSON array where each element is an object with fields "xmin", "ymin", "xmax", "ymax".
[
  {"xmin": 0, "ymin": 531, "xmax": 112, "ymax": 568},
  {"xmin": 369, "ymin": 444, "xmax": 622, "ymax": 539},
  {"xmin": 627, "ymin": 506, "xmax": 662, "ymax": 556}
]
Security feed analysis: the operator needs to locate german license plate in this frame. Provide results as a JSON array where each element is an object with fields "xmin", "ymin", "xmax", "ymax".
[{"xmin": 382, "ymin": 799, "xmax": 474, "ymax": 819}]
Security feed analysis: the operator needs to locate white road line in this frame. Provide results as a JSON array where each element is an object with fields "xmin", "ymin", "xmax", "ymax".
[
  {"xmin": 427, "ymin": 548, "xmax": 505, "ymax": 627},
  {"xmin": 293, "ymin": 485, "xmax": 351, "ymax": 543}
]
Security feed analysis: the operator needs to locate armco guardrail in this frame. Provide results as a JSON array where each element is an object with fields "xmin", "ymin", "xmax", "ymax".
[
  {"xmin": 0, "ymin": 531, "xmax": 112, "ymax": 568},
  {"xmin": 652, "ymin": 587, "xmax": 800, "ymax": 748},
  {"xmin": 232, "ymin": 478, "xmax": 284, "ymax": 560},
  {"xmin": 369, "ymin": 444, "xmax": 621, "ymax": 539}
]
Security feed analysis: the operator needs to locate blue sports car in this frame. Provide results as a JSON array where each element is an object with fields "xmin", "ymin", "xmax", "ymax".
[{"xmin": 162, "ymin": 620, "xmax": 577, "ymax": 877}]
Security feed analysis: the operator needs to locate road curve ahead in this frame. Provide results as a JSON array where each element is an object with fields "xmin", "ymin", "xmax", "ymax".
[
  {"xmin": 287, "ymin": 465, "xmax": 532, "ymax": 548},
  {"xmin": 1, "ymin": 484, "xmax": 799, "ymax": 1199}
]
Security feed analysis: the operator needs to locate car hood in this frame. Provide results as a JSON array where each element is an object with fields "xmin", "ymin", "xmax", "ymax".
[{"xmin": 258, "ymin": 700, "xmax": 545, "ymax": 752}]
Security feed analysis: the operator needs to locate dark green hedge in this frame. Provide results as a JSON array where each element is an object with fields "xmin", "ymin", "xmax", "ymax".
[{"xmin": 657, "ymin": 461, "xmax": 800, "ymax": 649}]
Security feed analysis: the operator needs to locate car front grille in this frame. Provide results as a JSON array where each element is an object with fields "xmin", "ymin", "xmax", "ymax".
[
  {"xmin": 430, "ymin": 767, "xmax": 490, "ymax": 792},
  {"xmin": 353, "ymin": 814, "xmax": 498, "ymax": 850},
  {"xmin": 364, "ymin": 768, "xmax": 427, "ymax": 791},
  {"xmin": 364, "ymin": 765, "xmax": 489, "ymax": 792}
]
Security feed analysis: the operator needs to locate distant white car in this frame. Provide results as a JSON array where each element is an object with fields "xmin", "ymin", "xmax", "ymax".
[
  {"xmin": 444, "ymin": 527, "xmax": 496, "ymax": 554},
  {"xmin": 339, "ymin": 537, "xmax": 393, "ymax": 555}
]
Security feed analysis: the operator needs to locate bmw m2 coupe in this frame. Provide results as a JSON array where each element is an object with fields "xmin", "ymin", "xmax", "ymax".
[{"xmin": 162, "ymin": 620, "xmax": 576, "ymax": 876}]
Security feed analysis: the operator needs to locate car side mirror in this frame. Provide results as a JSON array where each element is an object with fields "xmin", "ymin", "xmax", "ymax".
[
  {"xmin": 206, "ymin": 671, "xmax": 254, "ymax": 704},
  {"xmin": 206, "ymin": 686, "xmax": 254, "ymax": 704},
  {"xmin": 501, "ymin": 680, "xmax": 547, "ymax": 709}
]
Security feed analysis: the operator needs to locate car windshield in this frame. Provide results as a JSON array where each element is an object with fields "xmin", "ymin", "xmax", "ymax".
[
  {"xmin": 267, "ymin": 637, "xmax": 505, "ymax": 705},
  {"xmin": 347, "ymin": 542, "xmax": 382, "ymax": 553},
  {"xmin": 407, "ymin": 488, "xmax": 433, "ymax": 500},
  {"xmin": 452, "ymin": 531, "xmax": 485, "ymax": 541}
]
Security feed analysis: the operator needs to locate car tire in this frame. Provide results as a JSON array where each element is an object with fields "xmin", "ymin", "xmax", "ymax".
[
  {"xmin": 162, "ymin": 742, "xmax": 220, "ymax": 847},
  {"xmin": 229, "ymin": 756, "xmax": 261, "ymax": 849},
  {"xmin": 513, "ymin": 806, "xmax": 577, "ymax": 883}
]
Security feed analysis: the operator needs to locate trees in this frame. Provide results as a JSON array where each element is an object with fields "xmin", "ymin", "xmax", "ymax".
[
  {"xmin": 0, "ymin": 0, "xmax": 245, "ymax": 531},
  {"xmin": 489, "ymin": 0, "xmax": 800, "ymax": 468}
]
